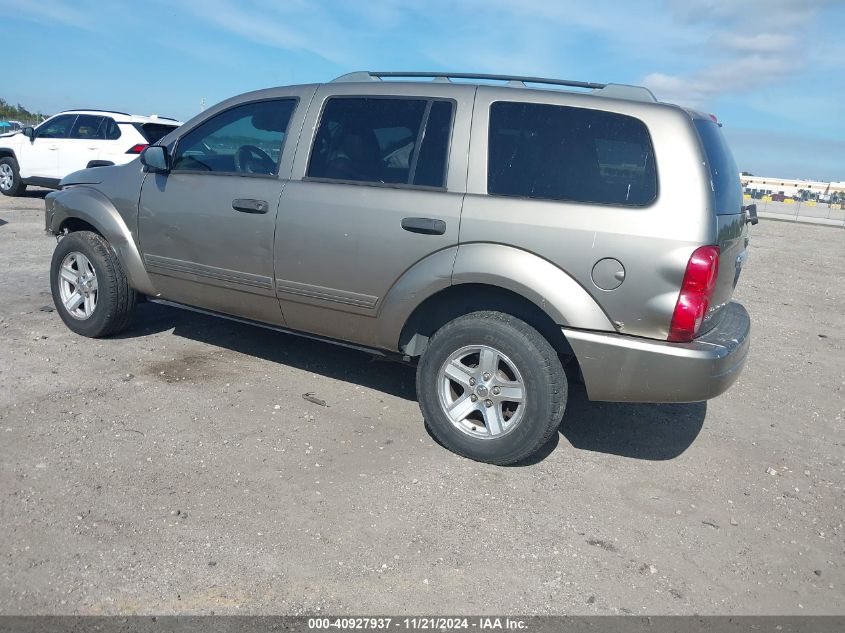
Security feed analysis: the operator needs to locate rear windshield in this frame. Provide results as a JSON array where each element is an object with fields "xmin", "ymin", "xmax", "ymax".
[
  {"xmin": 132, "ymin": 122, "xmax": 179, "ymax": 144},
  {"xmin": 694, "ymin": 119, "xmax": 742, "ymax": 215}
]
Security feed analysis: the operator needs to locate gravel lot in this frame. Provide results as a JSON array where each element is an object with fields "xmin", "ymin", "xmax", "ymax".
[{"xmin": 0, "ymin": 190, "xmax": 843, "ymax": 615}]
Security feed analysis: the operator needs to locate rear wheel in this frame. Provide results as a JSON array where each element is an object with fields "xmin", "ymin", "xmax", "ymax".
[
  {"xmin": 50, "ymin": 231, "xmax": 136, "ymax": 337},
  {"xmin": 416, "ymin": 311, "xmax": 567, "ymax": 465},
  {"xmin": 0, "ymin": 156, "xmax": 26, "ymax": 196}
]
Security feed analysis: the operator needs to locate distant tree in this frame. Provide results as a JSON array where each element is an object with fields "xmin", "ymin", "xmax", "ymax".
[
  {"xmin": 0, "ymin": 98, "xmax": 46, "ymax": 122},
  {"xmin": 740, "ymin": 171, "xmax": 754, "ymax": 176}
]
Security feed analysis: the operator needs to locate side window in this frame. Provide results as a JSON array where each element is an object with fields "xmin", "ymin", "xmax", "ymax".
[
  {"xmin": 36, "ymin": 115, "xmax": 77, "ymax": 139},
  {"xmin": 70, "ymin": 115, "xmax": 106, "ymax": 140},
  {"xmin": 171, "ymin": 99, "xmax": 297, "ymax": 175},
  {"xmin": 307, "ymin": 97, "xmax": 454, "ymax": 188},
  {"xmin": 413, "ymin": 100, "xmax": 453, "ymax": 188},
  {"xmin": 488, "ymin": 102, "xmax": 657, "ymax": 206},
  {"xmin": 134, "ymin": 123, "xmax": 177, "ymax": 144},
  {"xmin": 104, "ymin": 118, "xmax": 121, "ymax": 140}
]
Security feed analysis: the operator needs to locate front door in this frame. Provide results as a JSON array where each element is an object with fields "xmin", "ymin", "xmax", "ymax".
[
  {"xmin": 274, "ymin": 87, "xmax": 471, "ymax": 348},
  {"xmin": 138, "ymin": 97, "xmax": 300, "ymax": 325},
  {"xmin": 18, "ymin": 114, "xmax": 77, "ymax": 179}
]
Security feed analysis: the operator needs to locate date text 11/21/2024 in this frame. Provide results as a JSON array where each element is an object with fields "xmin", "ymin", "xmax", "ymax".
[{"xmin": 307, "ymin": 617, "xmax": 528, "ymax": 630}]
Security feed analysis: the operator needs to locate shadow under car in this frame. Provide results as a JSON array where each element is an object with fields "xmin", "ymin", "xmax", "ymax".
[{"xmin": 118, "ymin": 301, "xmax": 706, "ymax": 463}]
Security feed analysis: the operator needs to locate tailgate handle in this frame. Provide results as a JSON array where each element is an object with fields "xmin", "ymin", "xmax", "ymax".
[
  {"xmin": 401, "ymin": 217, "xmax": 446, "ymax": 235},
  {"xmin": 232, "ymin": 198, "xmax": 269, "ymax": 214}
]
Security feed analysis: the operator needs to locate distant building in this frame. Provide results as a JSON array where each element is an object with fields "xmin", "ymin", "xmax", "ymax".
[{"xmin": 740, "ymin": 174, "xmax": 845, "ymax": 201}]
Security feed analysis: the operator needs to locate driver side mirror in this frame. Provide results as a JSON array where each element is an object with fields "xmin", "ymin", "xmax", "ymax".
[
  {"xmin": 140, "ymin": 145, "xmax": 170, "ymax": 173},
  {"xmin": 22, "ymin": 127, "xmax": 35, "ymax": 141}
]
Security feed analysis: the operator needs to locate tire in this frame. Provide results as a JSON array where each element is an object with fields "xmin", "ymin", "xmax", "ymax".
[
  {"xmin": 416, "ymin": 311, "xmax": 567, "ymax": 465},
  {"xmin": 0, "ymin": 156, "xmax": 26, "ymax": 196},
  {"xmin": 50, "ymin": 230, "xmax": 137, "ymax": 337}
]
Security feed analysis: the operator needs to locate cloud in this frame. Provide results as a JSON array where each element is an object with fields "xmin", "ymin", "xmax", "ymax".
[
  {"xmin": 0, "ymin": 0, "xmax": 93, "ymax": 29},
  {"xmin": 643, "ymin": 0, "xmax": 832, "ymax": 106}
]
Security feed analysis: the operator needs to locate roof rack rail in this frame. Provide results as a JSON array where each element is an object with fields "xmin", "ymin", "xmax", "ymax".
[
  {"xmin": 331, "ymin": 71, "xmax": 657, "ymax": 103},
  {"xmin": 60, "ymin": 108, "xmax": 131, "ymax": 116}
]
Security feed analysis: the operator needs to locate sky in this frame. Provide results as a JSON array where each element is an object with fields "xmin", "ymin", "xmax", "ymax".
[{"xmin": 2, "ymin": 0, "xmax": 844, "ymax": 181}]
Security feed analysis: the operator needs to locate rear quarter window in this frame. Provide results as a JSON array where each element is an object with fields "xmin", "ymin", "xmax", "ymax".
[
  {"xmin": 488, "ymin": 102, "xmax": 657, "ymax": 206},
  {"xmin": 133, "ymin": 123, "xmax": 179, "ymax": 144},
  {"xmin": 694, "ymin": 119, "xmax": 742, "ymax": 215}
]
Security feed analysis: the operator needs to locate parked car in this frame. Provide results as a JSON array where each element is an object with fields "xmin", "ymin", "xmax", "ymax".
[
  {"xmin": 43, "ymin": 71, "xmax": 753, "ymax": 464},
  {"xmin": 0, "ymin": 110, "xmax": 180, "ymax": 196}
]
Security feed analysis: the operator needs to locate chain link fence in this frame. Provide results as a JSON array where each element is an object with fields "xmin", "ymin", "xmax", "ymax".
[{"xmin": 746, "ymin": 194, "xmax": 845, "ymax": 226}]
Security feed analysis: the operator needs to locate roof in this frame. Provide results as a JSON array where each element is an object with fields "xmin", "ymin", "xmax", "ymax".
[{"xmin": 56, "ymin": 109, "xmax": 182, "ymax": 125}]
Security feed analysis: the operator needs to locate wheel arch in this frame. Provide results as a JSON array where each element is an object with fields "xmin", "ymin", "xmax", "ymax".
[
  {"xmin": 381, "ymin": 243, "xmax": 615, "ymax": 358},
  {"xmin": 0, "ymin": 148, "xmax": 17, "ymax": 161},
  {"xmin": 398, "ymin": 283, "xmax": 576, "ymax": 359},
  {"xmin": 46, "ymin": 187, "xmax": 157, "ymax": 296}
]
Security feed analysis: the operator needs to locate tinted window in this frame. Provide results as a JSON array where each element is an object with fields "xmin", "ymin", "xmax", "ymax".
[
  {"xmin": 70, "ymin": 115, "xmax": 106, "ymax": 139},
  {"xmin": 134, "ymin": 122, "xmax": 178, "ymax": 144},
  {"xmin": 413, "ymin": 100, "xmax": 453, "ymax": 188},
  {"xmin": 104, "ymin": 118, "xmax": 121, "ymax": 140},
  {"xmin": 172, "ymin": 99, "xmax": 296, "ymax": 175},
  {"xmin": 307, "ymin": 97, "xmax": 453, "ymax": 188},
  {"xmin": 488, "ymin": 102, "xmax": 657, "ymax": 206},
  {"xmin": 36, "ymin": 115, "xmax": 77, "ymax": 139},
  {"xmin": 694, "ymin": 119, "xmax": 742, "ymax": 215}
]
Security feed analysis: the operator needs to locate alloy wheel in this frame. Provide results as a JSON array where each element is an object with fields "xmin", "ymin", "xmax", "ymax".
[
  {"xmin": 437, "ymin": 344, "xmax": 527, "ymax": 439},
  {"xmin": 57, "ymin": 251, "xmax": 98, "ymax": 319},
  {"xmin": 0, "ymin": 163, "xmax": 13, "ymax": 191}
]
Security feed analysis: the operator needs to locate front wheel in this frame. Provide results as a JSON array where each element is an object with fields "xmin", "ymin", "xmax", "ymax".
[
  {"xmin": 416, "ymin": 311, "xmax": 567, "ymax": 465},
  {"xmin": 0, "ymin": 156, "xmax": 26, "ymax": 196},
  {"xmin": 50, "ymin": 230, "xmax": 137, "ymax": 337}
]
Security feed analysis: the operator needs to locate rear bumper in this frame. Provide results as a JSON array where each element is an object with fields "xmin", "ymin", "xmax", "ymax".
[{"xmin": 563, "ymin": 301, "xmax": 750, "ymax": 403}]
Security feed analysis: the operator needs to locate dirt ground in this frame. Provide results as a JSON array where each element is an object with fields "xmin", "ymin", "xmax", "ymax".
[{"xmin": 0, "ymin": 190, "xmax": 843, "ymax": 615}]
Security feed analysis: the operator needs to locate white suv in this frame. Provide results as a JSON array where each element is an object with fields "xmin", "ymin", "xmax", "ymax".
[{"xmin": 0, "ymin": 110, "xmax": 181, "ymax": 196}]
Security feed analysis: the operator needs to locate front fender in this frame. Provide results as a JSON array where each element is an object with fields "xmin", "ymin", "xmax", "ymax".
[{"xmin": 45, "ymin": 187, "xmax": 157, "ymax": 296}]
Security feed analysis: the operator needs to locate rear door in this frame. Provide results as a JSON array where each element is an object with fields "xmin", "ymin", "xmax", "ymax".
[
  {"xmin": 274, "ymin": 83, "xmax": 472, "ymax": 347},
  {"xmin": 693, "ymin": 117, "xmax": 747, "ymax": 330},
  {"xmin": 138, "ymin": 93, "xmax": 306, "ymax": 325},
  {"xmin": 60, "ymin": 114, "xmax": 105, "ymax": 175}
]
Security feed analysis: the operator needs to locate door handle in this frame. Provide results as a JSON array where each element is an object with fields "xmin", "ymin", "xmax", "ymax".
[
  {"xmin": 401, "ymin": 217, "xmax": 446, "ymax": 235},
  {"xmin": 232, "ymin": 198, "xmax": 269, "ymax": 214},
  {"xmin": 48, "ymin": 146, "xmax": 59, "ymax": 150}
]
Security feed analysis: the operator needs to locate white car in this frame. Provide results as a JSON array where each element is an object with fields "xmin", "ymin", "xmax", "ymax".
[{"xmin": 0, "ymin": 110, "xmax": 181, "ymax": 196}]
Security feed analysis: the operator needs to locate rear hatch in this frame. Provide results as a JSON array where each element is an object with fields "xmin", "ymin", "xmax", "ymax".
[{"xmin": 693, "ymin": 117, "xmax": 748, "ymax": 334}]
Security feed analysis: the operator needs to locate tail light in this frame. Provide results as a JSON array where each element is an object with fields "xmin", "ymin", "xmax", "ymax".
[
  {"xmin": 126, "ymin": 144, "xmax": 148, "ymax": 154},
  {"xmin": 668, "ymin": 245, "xmax": 720, "ymax": 342}
]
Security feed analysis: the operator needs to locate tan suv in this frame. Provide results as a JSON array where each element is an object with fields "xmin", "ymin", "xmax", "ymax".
[{"xmin": 44, "ymin": 71, "xmax": 754, "ymax": 464}]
